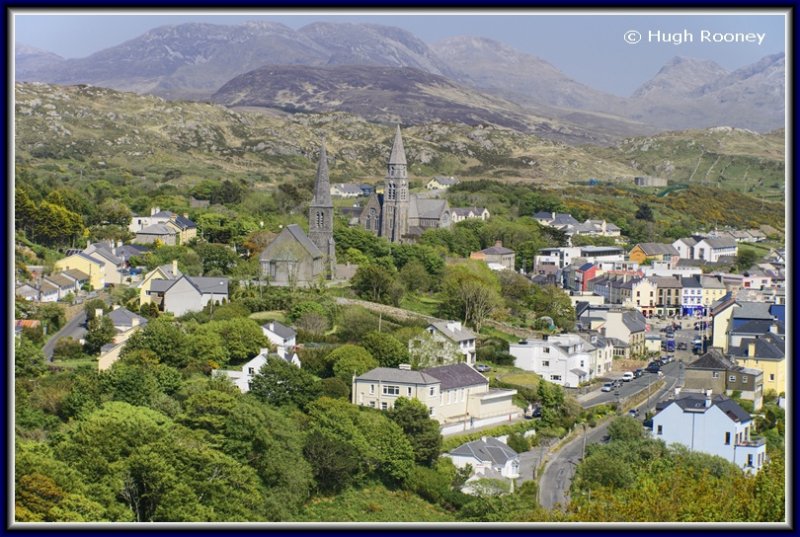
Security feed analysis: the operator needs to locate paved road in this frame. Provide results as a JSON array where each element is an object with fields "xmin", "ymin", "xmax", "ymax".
[
  {"xmin": 42, "ymin": 311, "xmax": 87, "ymax": 361},
  {"xmin": 538, "ymin": 359, "xmax": 684, "ymax": 511}
]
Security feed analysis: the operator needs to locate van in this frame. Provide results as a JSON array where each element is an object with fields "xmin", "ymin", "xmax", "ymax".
[{"xmin": 622, "ymin": 372, "xmax": 634, "ymax": 382}]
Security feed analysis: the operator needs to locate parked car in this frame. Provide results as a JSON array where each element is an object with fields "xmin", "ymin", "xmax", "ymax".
[
  {"xmin": 601, "ymin": 382, "xmax": 614, "ymax": 392},
  {"xmin": 646, "ymin": 364, "xmax": 661, "ymax": 374},
  {"xmin": 622, "ymin": 372, "xmax": 634, "ymax": 382},
  {"xmin": 677, "ymin": 342, "xmax": 688, "ymax": 350},
  {"xmin": 634, "ymin": 368, "xmax": 644, "ymax": 378},
  {"xmin": 628, "ymin": 408, "xmax": 640, "ymax": 418},
  {"xmin": 475, "ymin": 364, "xmax": 492, "ymax": 373},
  {"xmin": 613, "ymin": 379, "xmax": 624, "ymax": 388}
]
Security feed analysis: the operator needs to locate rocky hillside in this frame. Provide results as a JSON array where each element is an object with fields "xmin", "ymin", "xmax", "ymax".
[{"xmin": 14, "ymin": 83, "xmax": 784, "ymax": 203}]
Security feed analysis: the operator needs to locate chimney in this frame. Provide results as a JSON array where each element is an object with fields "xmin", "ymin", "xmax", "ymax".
[
  {"xmin": 112, "ymin": 304, "xmax": 120, "ymax": 311},
  {"xmin": 447, "ymin": 320, "xmax": 462, "ymax": 332},
  {"xmin": 495, "ymin": 240, "xmax": 503, "ymax": 248},
  {"xmin": 131, "ymin": 317, "xmax": 139, "ymax": 328},
  {"xmin": 748, "ymin": 341, "xmax": 756, "ymax": 357},
  {"xmin": 704, "ymin": 389, "xmax": 713, "ymax": 408},
  {"xmin": 172, "ymin": 259, "xmax": 178, "ymax": 276},
  {"xmin": 551, "ymin": 212, "xmax": 555, "ymax": 220},
  {"xmin": 398, "ymin": 364, "xmax": 411, "ymax": 370},
  {"xmin": 674, "ymin": 387, "xmax": 681, "ymax": 397},
  {"xmin": 151, "ymin": 207, "xmax": 160, "ymax": 216},
  {"xmin": 769, "ymin": 323, "xmax": 779, "ymax": 335},
  {"xmin": 260, "ymin": 347, "xmax": 270, "ymax": 356},
  {"xmin": 183, "ymin": 213, "xmax": 189, "ymax": 219}
]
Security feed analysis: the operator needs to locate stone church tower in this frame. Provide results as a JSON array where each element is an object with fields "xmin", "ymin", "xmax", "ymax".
[
  {"xmin": 308, "ymin": 142, "xmax": 336, "ymax": 278},
  {"xmin": 381, "ymin": 125, "xmax": 410, "ymax": 243}
]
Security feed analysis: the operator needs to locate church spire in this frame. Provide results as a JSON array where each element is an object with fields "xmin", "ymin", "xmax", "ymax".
[
  {"xmin": 388, "ymin": 124, "xmax": 407, "ymax": 166},
  {"xmin": 312, "ymin": 141, "xmax": 332, "ymax": 207}
]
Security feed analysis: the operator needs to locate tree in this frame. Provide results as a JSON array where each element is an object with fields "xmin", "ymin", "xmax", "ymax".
[
  {"xmin": 204, "ymin": 318, "xmax": 267, "ymax": 366},
  {"xmin": 33, "ymin": 303, "xmax": 66, "ymax": 334},
  {"xmin": 249, "ymin": 356, "xmax": 322, "ymax": 410},
  {"xmin": 635, "ymin": 203, "xmax": 655, "ymax": 222},
  {"xmin": 606, "ymin": 416, "xmax": 646, "ymax": 443},
  {"xmin": 398, "ymin": 259, "xmax": 433, "ymax": 293},
  {"xmin": 193, "ymin": 242, "xmax": 238, "ymax": 275},
  {"xmin": 121, "ymin": 318, "xmax": 190, "ymax": 369},
  {"xmin": 303, "ymin": 430, "xmax": 362, "ymax": 494},
  {"xmin": 350, "ymin": 264, "xmax": 404, "ymax": 306},
  {"xmin": 32, "ymin": 201, "xmax": 85, "ymax": 247},
  {"xmin": 735, "ymin": 249, "xmax": 760, "ymax": 272},
  {"xmin": 362, "ymin": 331, "xmax": 409, "ymax": 368},
  {"xmin": 52, "ymin": 338, "xmax": 85, "ymax": 361},
  {"xmin": 527, "ymin": 284, "xmax": 576, "ymax": 331},
  {"xmin": 439, "ymin": 261, "xmax": 502, "ymax": 332},
  {"xmin": 83, "ymin": 316, "xmax": 115, "ymax": 355},
  {"xmin": 331, "ymin": 348, "xmax": 379, "ymax": 385},
  {"xmin": 84, "ymin": 298, "xmax": 110, "ymax": 321},
  {"xmin": 95, "ymin": 199, "xmax": 132, "ymax": 227},
  {"xmin": 386, "ymin": 397, "xmax": 442, "ymax": 466},
  {"xmin": 15, "ymin": 337, "xmax": 47, "ymax": 377},
  {"xmin": 507, "ymin": 432, "xmax": 530, "ymax": 453}
]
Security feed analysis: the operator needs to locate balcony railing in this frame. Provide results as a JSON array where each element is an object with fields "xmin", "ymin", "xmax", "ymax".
[{"xmin": 737, "ymin": 437, "xmax": 766, "ymax": 447}]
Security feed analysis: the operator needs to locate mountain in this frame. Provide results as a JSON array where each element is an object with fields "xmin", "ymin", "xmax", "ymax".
[
  {"xmin": 631, "ymin": 56, "xmax": 729, "ymax": 99},
  {"xmin": 210, "ymin": 64, "xmax": 625, "ymax": 145},
  {"xmin": 14, "ymin": 21, "xmax": 785, "ymax": 136},
  {"xmin": 298, "ymin": 22, "xmax": 456, "ymax": 78},
  {"xmin": 627, "ymin": 53, "xmax": 785, "ymax": 132}
]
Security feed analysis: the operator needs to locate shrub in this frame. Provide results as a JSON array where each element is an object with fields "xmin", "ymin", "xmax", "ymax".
[{"xmin": 506, "ymin": 432, "xmax": 529, "ymax": 453}]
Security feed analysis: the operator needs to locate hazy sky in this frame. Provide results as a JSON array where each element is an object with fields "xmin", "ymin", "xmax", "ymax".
[{"xmin": 13, "ymin": 10, "xmax": 787, "ymax": 96}]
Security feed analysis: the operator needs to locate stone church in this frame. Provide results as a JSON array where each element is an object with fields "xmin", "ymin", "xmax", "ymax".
[
  {"xmin": 260, "ymin": 143, "xmax": 336, "ymax": 285},
  {"xmin": 358, "ymin": 126, "xmax": 451, "ymax": 243}
]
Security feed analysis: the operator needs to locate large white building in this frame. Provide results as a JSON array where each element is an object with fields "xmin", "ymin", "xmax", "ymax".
[
  {"xmin": 652, "ymin": 392, "xmax": 766, "ymax": 474},
  {"xmin": 508, "ymin": 334, "xmax": 594, "ymax": 387}
]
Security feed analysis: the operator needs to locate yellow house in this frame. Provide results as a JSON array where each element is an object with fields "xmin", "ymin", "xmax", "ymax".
[
  {"xmin": 138, "ymin": 260, "xmax": 181, "ymax": 305},
  {"xmin": 710, "ymin": 295, "xmax": 737, "ymax": 352},
  {"xmin": 54, "ymin": 252, "xmax": 106, "ymax": 290},
  {"xmin": 628, "ymin": 243, "xmax": 681, "ymax": 267},
  {"xmin": 701, "ymin": 275, "xmax": 727, "ymax": 313},
  {"xmin": 729, "ymin": 333, "xmax": 785, "ymax": 396}
]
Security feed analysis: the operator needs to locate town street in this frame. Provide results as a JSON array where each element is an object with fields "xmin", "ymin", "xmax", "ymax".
[{"xmin": 42, "ymin": 311, "xmax": 87, "ymax": 362}]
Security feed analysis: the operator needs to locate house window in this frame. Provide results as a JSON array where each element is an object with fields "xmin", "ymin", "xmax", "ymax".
[
  {"xmin": 729, "ymin": 375, "xmax": 736, "ymax": 383},
  {"xmin": 429, "ymin": 386, "xmax": 435, "ymax": 396},
  {"xmin": 724, "ymin": 432, "xmax": 731, "ymax": 445},
  {"xmin": 712, "ymin": 372, "xmax": 719, "ymax": 379},
  {"xmin": 770, "ymin": 373, "xmax": 775, "ymax": 381},
  {"xmin": 747, "ymin": 454, "xmax": 754, "ymax": 467},
  {"xmin": 407, "ymin": 387, "xmax": 413, "ymax": 396},
  {"xmin": 370, "ymin": 384, "xmax": 375, "ymax": 394},
  {"xmin": 542, "ymin": 360, "xmax": 550, "ymax": 367},
  {"xmin": 248, "ymin": 368, "xmax": 255, "ymax": 375},
  {"xmin": 657, "ymin": 425, "xmax": 663, "ymax": 435},
  {"xmin": 742, "ymin": 376, "xmax": 748, "ymax": 383},
  {"xmin": 543, "ymin": 348, "xmax": 550, "ymax": 354},
  {"xmin": 383, "ymin": 385, "xmax": 400, "ymax": 396},
  {"xmin": 429, "ymin": 407, "xmax": 435, "ymax": 416},
  {"xmin": 550, "ymin": 375, "xmax": 561, "ymax": 381},
  {"xmin": 369, "ymin": 401, "xmax": 376, "ymax": 408},
  {"xmin": 381, "ymin": 402, "xmax": 388, "ymax": 410}
]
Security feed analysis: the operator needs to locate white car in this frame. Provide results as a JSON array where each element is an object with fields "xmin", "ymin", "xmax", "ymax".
[
  {"xmin": 601, "ymin": 382, "xmax": 614, "ymax": 392},
  {"xmin": 622, "ymin": 372, "xmax": 634, "ymax": 382}
]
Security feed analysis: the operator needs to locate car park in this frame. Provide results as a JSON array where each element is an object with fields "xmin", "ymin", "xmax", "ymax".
[{"xmin": 601, "ymin": 382, "xmax": 614, "ymax": 392}]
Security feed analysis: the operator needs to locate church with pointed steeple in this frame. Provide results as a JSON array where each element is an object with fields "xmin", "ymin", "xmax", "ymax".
[
  {"xmin": 359, "ymin": 125, "xmax": 451, "ymax": 243},
  {"xmin": 259, "ymin": 141, "xmax": 337, "ymax": 285}
]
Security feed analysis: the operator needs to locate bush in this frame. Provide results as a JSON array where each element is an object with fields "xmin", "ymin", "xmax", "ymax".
[
  {"xmin": 320, "ymin": 377, "xmax": 350, "ymax": 400},
  {"xmin": 52, "ymin": 338, "xmax": 85, "ymax": 361},
  {"xmin": 506, "ymin": 433, "xmax": 529, "ymax": 453}
]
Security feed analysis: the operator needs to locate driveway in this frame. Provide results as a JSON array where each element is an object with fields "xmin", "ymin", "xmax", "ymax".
[{"xmin": 42, "ymin": 311, "xmax": 87, "ymax": 361}]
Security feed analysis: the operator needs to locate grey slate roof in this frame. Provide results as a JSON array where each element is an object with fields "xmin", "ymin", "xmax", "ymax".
[
  {"xmin": 732, "ymin": 302, "xmax": 773, "ymax": 320},
  {"xmin": 687, "ymin": 348, "xmax": 736, "ymax": 371},
  {"xmin": 729, "ymin": 334, "xmax": 784, "ymax": 361},
  {"xmin": 87, "ymin": 246, "xmax": 123, "ymax": 266},
  {"xmin": 607, "ymin": 337, "xmax": 629, "ymax": 348},
  {"xmin": 702, "ymin": 237, "xmax": 737, "ymax": 249},
  {"xmin": 652, "ymin": 276, "xmax": 682, "ymax": 289},
  {"xmin": 730, "ymin": 319, "xmax": 784, "ymax": 337},
  {"xmin": 412, "ymin": 198, "xmax": 448, "ymax": 219},
  {"xmin": 424, "ymin": 363, "xmax": 488, "ymax": 390},
  {"xmin": 681, "ymin": 276, "xmax": 702, "ymax": 288},
  {"xmin": 622, "ymin": 310, "xmax": 647, "ymax": 333},
  {"xmin": 480, "ymin": 244, "xmax": 515, "ymax": 255},
  {"xmin": 429, "ymin": 321, "xmax": 476, "ymax": 342},
  {"xmin": 157, "ymin": 262, "xmax": 182, "ymax": 279},
  {"xmin": 580, "ymin": 246, "xmax": 625, "ymax": 255},
  {"xmin": 449, "ymin": 437, "xmax": 518, "ymax": 466},
  {"xmin": 637, "ymin": 243, "xmax": 680, "ymax": 256},
  {"xmin": 190, "ymin": 277, "xmax": 229, "ymax": 295},
  {"xmin": 172, "ymin": 214, "xmax": 196, "ymax": 230},
  {"xmin": 149, "ymin": 279, "xmax": 177, "ymax": 293},
  {"xmin": 288, "ymin": 224, "xmax": 323, "ymax": 258},
  {"xmin": 676, "ymin": 237, "xmax": 698, "ymax": 247},
  {"xmin": 45, "ymin": 274, "xmax": 75, "ymax": 290},
  {"xmin": 63, "ymin": 268, "xmax": 90, "ymax": 281},
  {"xmin": 551, "ymin": 214, "xmax": 580, "ymax": 227},
  {"xmin": 137, "ymin": 223, "xmax": 176, "ymax": 236},
  {"xmin": 73, "ymin": 251, "xmax": 105, "ymax": 265},
  {"xmin": 356, "ymin": 367, "xmax": 439, "ymax": 385},
  {"xmin": 432, "ymin": 176, "xmax": 459, "ymax": 185},
  {"xmin": 665, "ymin": 393, "xmax": 751, "ymax": 423},
  {"xmin": 107, "ymin": 308, "xmax": 148, "ymax": 329},
  {"xmin": 263, "ymin": 320, "xmax": 296, "ymax": 340}
]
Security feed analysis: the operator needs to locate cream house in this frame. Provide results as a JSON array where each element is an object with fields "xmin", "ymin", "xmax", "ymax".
[{"xmin": 352, "ymin": 363, "xmax": 520, "ymax": 429}]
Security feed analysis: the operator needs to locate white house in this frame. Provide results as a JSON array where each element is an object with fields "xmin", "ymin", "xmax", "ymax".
[
  {"xmin": 147, "ymin": 275, "xmax": 229, "ymax": 316},
  {"xmin": 426, "ymin": 321, "xmax": 477, "ymax": 365},
  {"xmin": 652, "ymin": 392, "xmax": 767, "ymax": 474},
  {"xmin": 213, "ymin": 348, "xmax": 302, "ymax": 393},
  {"xmin": 445, "ymin": 436, "xmax": 520, "ymax": 482},
  {"xmin": 261, "ymin": 320, "xmax": 299, "ymax": 362},
  {"xmin": 509, "ymin": 334, "xmax": 594, "ymax": 387},
  {"xmin": 451, "ymin": 207, "xmax": 491, "ymax": 223},
  {"xmin": 694, "ymin": 238, "xmax": 738, "ymax": 263}
]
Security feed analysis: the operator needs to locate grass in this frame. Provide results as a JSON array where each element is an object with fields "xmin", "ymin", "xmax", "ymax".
[
  {"xmin": 479, "ymin": 325, "xmax": 520, "ymax": 343},
  {"xmin": 51, "ymin": 357, "xmax": 98, "ymax": 370},
  {"xmin": 498, "ymin": 371, "xmax": 541, "ymax": 390},
  {"xmin": 293, "ymin": 484, "xmax": 455, "ymax": 522},
  {"xmin": 399, "ymin": 293, "xmax": 441, "ymax": 317},
  {"xmin": 248, "ymin": 310, "xmax": 288, "ymax": 323}
]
